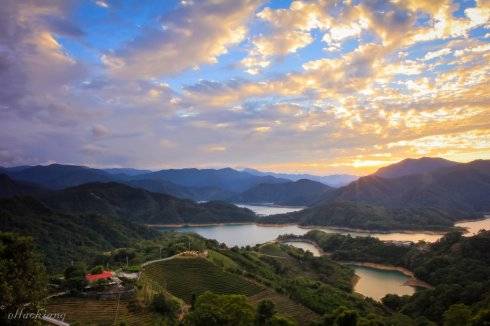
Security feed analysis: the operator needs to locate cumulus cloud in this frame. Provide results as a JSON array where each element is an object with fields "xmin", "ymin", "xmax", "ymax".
[{"xmin": 103, "ymin": 0, "xmax": 260, "ymax": 79}]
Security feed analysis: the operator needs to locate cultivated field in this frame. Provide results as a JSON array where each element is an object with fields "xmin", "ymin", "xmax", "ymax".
[
  {"xmin": 141, "ymin": 256, "xmax": 263, "ymax": 303},
  {"xmin": 44, "ymin": 297, "xmax": 157, "ymax": 326}
]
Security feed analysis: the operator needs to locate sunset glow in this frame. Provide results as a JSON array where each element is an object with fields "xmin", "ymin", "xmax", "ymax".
[{"xmin": 1, "ymin": 0, "xmax": 489, "ymax": 175}]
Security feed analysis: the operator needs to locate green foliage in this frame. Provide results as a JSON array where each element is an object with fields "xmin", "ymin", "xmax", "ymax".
[
  {"xmin": 0, "ymin": 196, "xmax": 158, "ymax": 271},
  {"xmin": 256, "ymin": 300, "xmax": 276, "ymax": 325},
  {"xmin": 322, "ymin": 306, "xmax": 359, "ymax": 326},
  {"xmin": 152, "ymin": 293, "xmax": 180, "ymax": 322},
  {"xmin": 261, "ymin": 202, "xmax": 455, "ymax": 231},
  {"xmin": 0, "ymin": 232, "xmax": 47, "ymax": 310},
  {"xmin": 64, "ymin": 263, "xmax": 87, "ymax": 292},
  {"xmin": 470, "ymin": 308, "xmax": 490, "ymax": 326},
  {"xmin": 90, "ymin": 265, "xmax": 104, "ymax": 274},
  {"xmin": 186, "ymin": 291, "xmax": 255, "ymax": 326},
  {"xmin": 308, "ymin": 229, "xmax": 490, "ymax": 324},
  {"xmin": 443, "ymin": 304, "xmax": 471, "ymax": 326}
]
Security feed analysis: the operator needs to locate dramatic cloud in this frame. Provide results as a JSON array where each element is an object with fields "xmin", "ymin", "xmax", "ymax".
[
  {"xmin": 103, "ymin": 0, "xmax": 261, "ymax": 79},
  {"xmin": 1, "ymin": 0, "xmax": 489, "ymax": 174}
]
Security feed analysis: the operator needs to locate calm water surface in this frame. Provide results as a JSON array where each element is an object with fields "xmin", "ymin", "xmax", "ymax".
[
  {"xmin": 455, "ymin": 217, "xmax": 490, "ymax": 235},
  {"xmin": 236, "ymin": 204, "xmax": 304, "ymax": 216},
  {"xmin": 160, "ymin": 205, "xmax": 490, "ymax": 247},
  {"xmin": 352, "ymin": 266, "xmax": 415, "ymax": 301}
]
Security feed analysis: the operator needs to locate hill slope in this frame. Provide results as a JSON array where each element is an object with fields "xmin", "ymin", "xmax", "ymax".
[
  {"xmin": 0, "ymin": 174, "xmax": 47, "ymax": 198},
  {"xmin": 374, "ymin": 157, "xmax": 458, "ymax": 178},
  {"xmin": 0, "ymin": 196, "xmax": 158, "ymax": 270},
  {"xmin": 40, "ymin": 182, "xmax": 256, "ymax": 225},
  {"xmin": 7, "ymin": 164, "xmax": 114, "ymax": 189},
  {"xmin": 329, "ymin": 160, "xmax": 490, "ymax": 215},
  {"xmin": 264, "ymin": 160, "xmax": 490, "ymax": 230},
  {"xmin": 235, "ymin": 179, "xmax": 334, "ymax": 206}
]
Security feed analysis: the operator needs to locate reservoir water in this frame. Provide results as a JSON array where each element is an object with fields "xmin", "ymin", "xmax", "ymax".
[
  {"xmin": 351, "ymin": 266, "xmax": 415, "ymax": 301},
  {"xmin": 161, "ymin": 205, "xmax": 490, "ymax": 247},
  {"xmin": 236, "ymin": 204, "xmax": 305, "ymax": 216}
]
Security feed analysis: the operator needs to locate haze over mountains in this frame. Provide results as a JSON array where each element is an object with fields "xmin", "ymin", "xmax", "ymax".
[
  {"xmin": 263, "ymin": 158, "xmax": 490, "ymax": 230},
  {"xmin": 2, "ymin": 157, "xmax": 490, "ymax": 231}
]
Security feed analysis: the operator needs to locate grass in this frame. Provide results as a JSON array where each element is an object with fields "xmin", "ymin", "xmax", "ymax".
[
  {"xmin": 44, "ymin": 297, "xmax": 158, "ymax": 326},
  {"xmin": 142, "ymin": 256, "xmax": 263, "ymax": 303},
  {"xmin": 249, "ymin": 289, "xmax": 319, "ymax": 325}
]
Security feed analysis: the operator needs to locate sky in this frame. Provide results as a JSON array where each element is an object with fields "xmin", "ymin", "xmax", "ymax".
[{"xmin": 0, "ymin": 0, "xmax": 489, "ymax": 175}]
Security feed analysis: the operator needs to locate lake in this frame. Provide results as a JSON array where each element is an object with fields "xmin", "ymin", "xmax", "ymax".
[
  {"xmin": 282, "ymin": 241, "xmax": 417, "ymax": 300},
  {"xmin": 351, "ymin": 266, "xmax": 415, "ymax": 301},
  {"xmin": 160, "ymin": 205, "xmax": 490, "ymax": 247},
  {"xmin": 455, "ymin": 216, "xmax": 490, "ymax": 235},
  {"xmin": 236, "ymin": 204, "xmax": 305, "ymax": 216}
]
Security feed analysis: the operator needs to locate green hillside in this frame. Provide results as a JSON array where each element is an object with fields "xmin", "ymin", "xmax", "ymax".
[{"xmin": 141, "ymin": 257, "xmax": 263, "ymax": 303}]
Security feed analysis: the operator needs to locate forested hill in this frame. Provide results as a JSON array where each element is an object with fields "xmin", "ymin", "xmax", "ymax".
[
  {"xmin": 234, "ymin": 179, "xmax": 334, "ymax": 206},
  {"xmin": 0, "ymin": 196, "xmax": 158, "ymax": 270},
  {"xmin": 0, "ymin": 174, "xmax": 47, "ymax": 198},
  {"xmin": 373, "ymin": 157, "xmax": 459, "ymax": 178},
  {"xmin": 39, "ymin": 182, "xmax": 256, "ymax": 225},
  {"xmin": 262, "ymin": 160, "xmax": 490, "ymax": 230},
  {"xmin": 324, "ymin": 159, "xmax": 490, "ymax": 214}
]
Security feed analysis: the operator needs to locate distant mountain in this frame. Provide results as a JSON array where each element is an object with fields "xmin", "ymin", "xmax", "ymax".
[
  {"xmin": 6, "ymin": 164, "xmax": 113, "ymax": 189},
  {"xmin": 103, "ymin": 168, "xmax": 152, "ymax": 176},
  {"xmin": 135, "ymin": 168, "xmax": 289, "ymax": 193},
  {"xmin": 266, "ymin": 160, "xmax": 490, "ymax": 230},
  {"xmin": 0, "ymin": 196, "xmax": 158, "ymax": 271},
  {"xmin": 374, "ymin": 157, "xmax": 458, "ymax": 178},
  {"xmin": 242, "ymin": 168, "xmax": 358, "ymax": 187},
  {"xmin": 235, "ymin": 179, "xmax": 334, "ymax": 206},
  {"xmin": 123, "ymin": 179, "xmax": 235, "ymax": 201},
  {"xmin": 40, "ymin": 182, "xmax": 256, "ymax": 225},
  {"xmin": 326, "ymin": 160, "xmax": 490, "ymax": 215}
]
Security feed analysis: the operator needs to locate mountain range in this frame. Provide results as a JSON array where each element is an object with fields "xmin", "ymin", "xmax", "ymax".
[
  {"xmin": 262, "ymin": 158, "xmax": 490, "ymax": 230},
  {"xmin": 242, "ymin": 168, "xmax": 358, "ymax": 187},
  {"xmin": 2, "ymin": 157, "xmax": 490, "ymax": 231}
]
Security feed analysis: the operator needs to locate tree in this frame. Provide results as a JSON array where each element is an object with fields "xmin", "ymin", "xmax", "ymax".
[
  {"xmin": 256, "ymin": 300, "xmax": 276, "ymax": 325},
  {"xmin": 152, "ymin": 293, "xmax": 180, "ymax": 322},
  {"xmin": 443, "ymin": 304, "xmax": 471, "ymax": 326},
  {"xmin": 186, "ymin": 291, "xmax": 255, "ymax": 326},
  {"xmin": 64, "ymin": 262, "xmax": 87, "ymax": 293},
  {"xmin": 269, "ymin": 314, "xmax": 296, "ymax": 326},
  {"xmin": 471, "ymin": 308, "xmax": 490, "ymax": 326},
  {"xmin": 90, "ymin": 265, "xmax": 104, "ymax": 274},
  {"xmin": 0, "ymin": 232, "xmax": 47, "ymax": 310},
  {"xmin": 322, "ymin": 307, "xmax": 358, "ymax": 326}
]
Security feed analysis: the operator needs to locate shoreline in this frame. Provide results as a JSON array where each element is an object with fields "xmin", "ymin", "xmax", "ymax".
[
  {"xmin": 297, "ymin": 224, "xmax": 448, "ymax": 235},
  {"xmin": 344, "ymin": 261, "xmax": 433, "ymax": 289},
  {"xmin": 148, "ymin": 221, "xmax": 450, "ymax": 235}
]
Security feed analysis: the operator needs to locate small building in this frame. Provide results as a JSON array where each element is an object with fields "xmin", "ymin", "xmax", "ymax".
[{"xmin": 85, "ymin": 271, "xmax": 113, "ymax": 283}]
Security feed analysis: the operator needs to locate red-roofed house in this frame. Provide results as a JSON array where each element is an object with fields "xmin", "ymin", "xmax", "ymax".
[{"xmin": 85, "ymin": 271, "xmax": 113, "ymax": 283}]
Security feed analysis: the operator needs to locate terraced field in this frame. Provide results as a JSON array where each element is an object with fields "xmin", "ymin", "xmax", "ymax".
[
  {"xmin": 44, "ymin": 297, "xmax": 157, "ymax": 326},
  {"xmin": 249, "ymin": 289, "xmax": 319, "ymax": 325},
  {"xmin": 142, "ymin": 257, "xmax": 263, "ymax": 303}
]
